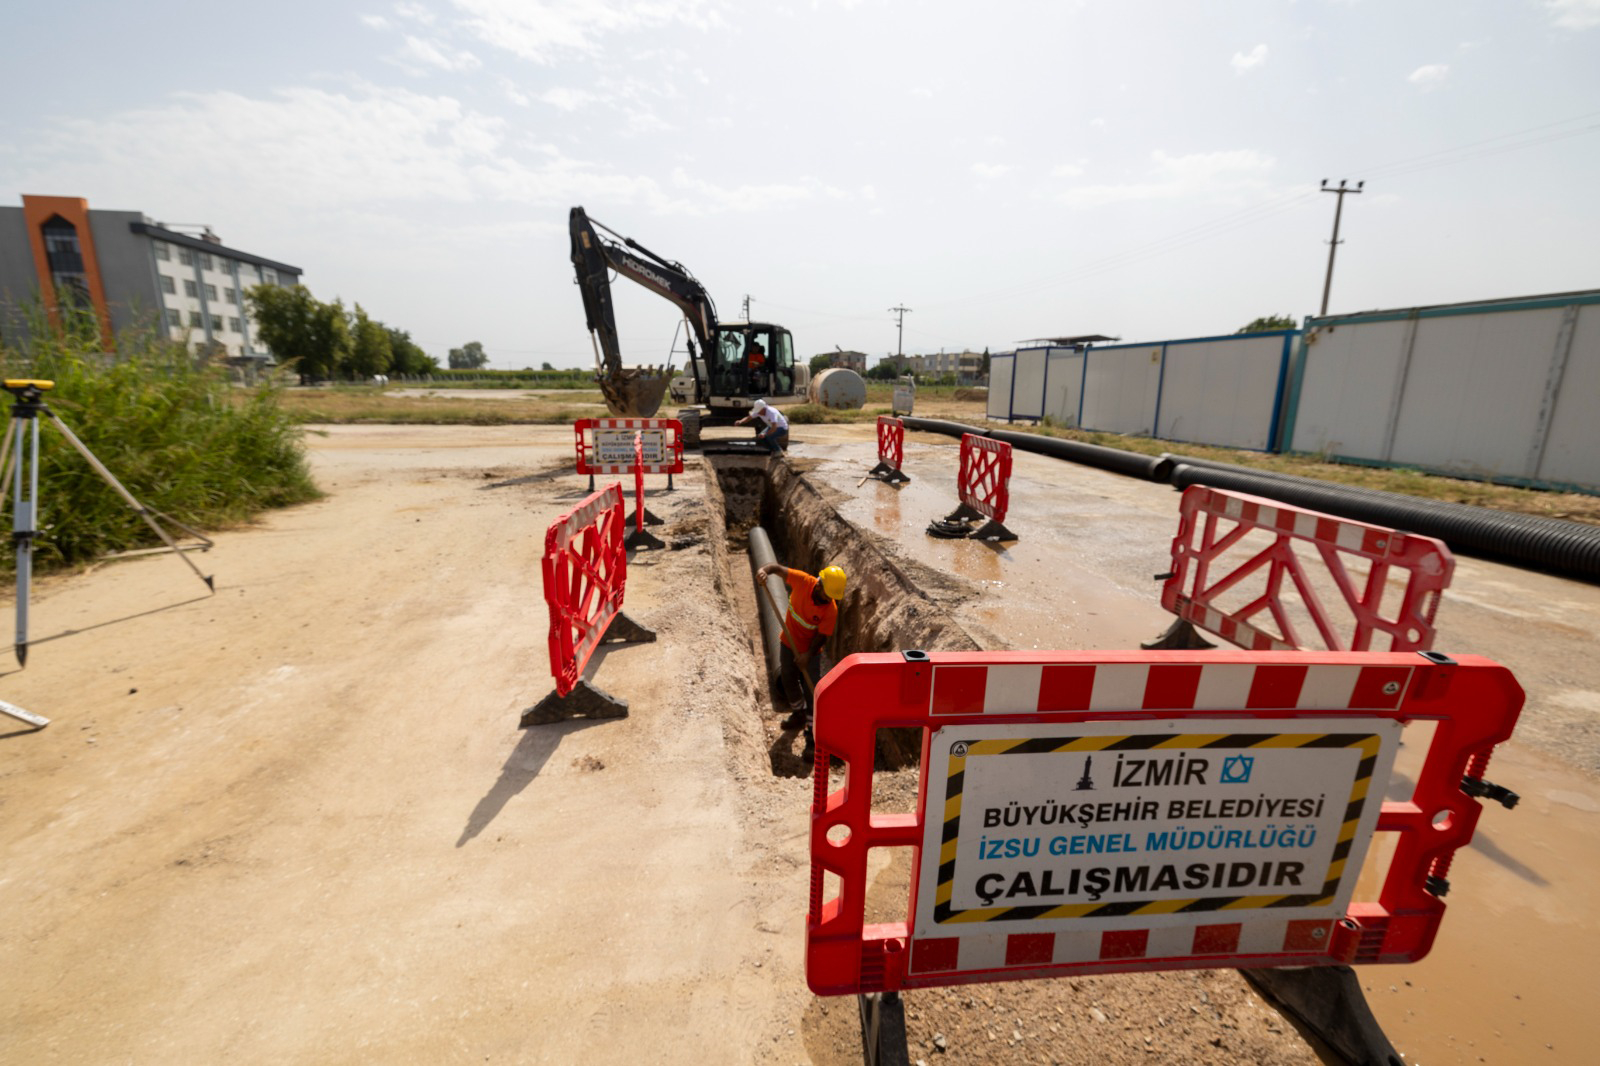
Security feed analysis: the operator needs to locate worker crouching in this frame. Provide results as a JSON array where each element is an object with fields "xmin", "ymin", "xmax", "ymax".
[{"xmin": 756, "ymin": 562, "xmax": 847, "ymax": 762}]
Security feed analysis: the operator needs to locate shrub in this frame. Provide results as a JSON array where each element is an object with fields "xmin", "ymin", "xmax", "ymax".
[{"xmin": 0, "ymin": 322, "xmax": 319, "ymax": 571}]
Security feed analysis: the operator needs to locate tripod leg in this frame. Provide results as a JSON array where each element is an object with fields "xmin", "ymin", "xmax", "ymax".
[
  {"xmin": 45, "ymin": 411, "xmax": 215, "ymax": 593},
  {"xmin": 14, "ymin": 417, "xmax": 38, "ymax": 666}
]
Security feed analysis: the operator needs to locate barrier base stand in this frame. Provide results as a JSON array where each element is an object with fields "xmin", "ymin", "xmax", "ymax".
[
  {"xmin": 1240, "ymin": 966, "xmax": 1400, "ymax": 1066},
  {"xmin": 1140, "ymin": 617, "xmax": 1218, "ymax": 650},
  {"xmin": 634, "ymin": 505, "xmax": 664, "ymax": 527},
  {"xmin": 866, "ymin": 461, "xmax": 910, "ymax": 486},
  {"xmin": 1, "ymin": 697, "xmax": 49, "ymax": 730},
  {"xmin": 625, "ymin": 527, "xmax": 667, "ymax": 551},
  {"xmin": 856, "ymin": 991, "xmax": 910, "ymax": 1066},
  {"xmin": 601, "ymin": 610, "xmax": 658, "ymax": 645},
  {"xmin": 969, "ymin": 518, "xmax": 1017, "ymax": 543},
  {"xmin": 521, "ymin": 679, "xmax": 629, "ymax": 726}
]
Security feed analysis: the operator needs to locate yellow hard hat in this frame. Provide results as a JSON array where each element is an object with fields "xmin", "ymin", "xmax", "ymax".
[{"xmin": 819, "ymin": 565, "xmax": 847, "ymax": 600}]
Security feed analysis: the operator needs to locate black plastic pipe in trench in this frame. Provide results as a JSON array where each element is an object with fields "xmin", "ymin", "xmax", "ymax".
[
  {"xmin": 747, "ymin": 526, "xmax": 787, "ymax": 679},
  {"xmin": 1168, "ymin": 462, "xmax": 1600, "ymax": 582},
  {"xmin": 899, "ymin": 417, "xmax": 1174, "ymax": 482}
]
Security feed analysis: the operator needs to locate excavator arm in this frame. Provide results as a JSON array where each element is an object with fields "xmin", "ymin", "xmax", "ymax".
[{"xmin": 570, "ymin": 205, "xmax": 719, "ymax": 416}]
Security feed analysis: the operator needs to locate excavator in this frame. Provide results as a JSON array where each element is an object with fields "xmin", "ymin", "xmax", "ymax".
[{"xmin": 569, "ymin": 206, "xmax": 809, "ymax": 445}]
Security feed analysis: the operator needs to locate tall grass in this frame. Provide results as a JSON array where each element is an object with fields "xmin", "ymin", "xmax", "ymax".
[{"xmin": 0, "ymin": 321, "xmax": 319, "ymax": 571}]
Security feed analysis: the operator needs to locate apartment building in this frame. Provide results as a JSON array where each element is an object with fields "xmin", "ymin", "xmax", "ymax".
[{"xmin": 0, "ymin": 194, "xmax": 301, "ymax": 364}]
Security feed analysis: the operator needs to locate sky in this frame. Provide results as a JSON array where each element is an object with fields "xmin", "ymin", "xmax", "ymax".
[{"xmin": 3, "ymin": 1, "xmax": 1598, "ymax": 370}]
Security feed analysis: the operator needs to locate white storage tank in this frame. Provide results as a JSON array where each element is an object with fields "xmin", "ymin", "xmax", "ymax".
[{"xmin": 808, "ymin": 367, "xmax": 867, "ymax": 409}]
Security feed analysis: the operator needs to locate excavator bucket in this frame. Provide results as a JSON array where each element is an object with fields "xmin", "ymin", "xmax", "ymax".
[{"xmin": 597, "ymin": 366, "xmax": 671, "ymax": 418}]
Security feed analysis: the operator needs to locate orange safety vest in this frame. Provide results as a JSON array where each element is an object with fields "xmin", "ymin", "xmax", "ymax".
[{"xmin": 779, "ymin": 568, "xmax": 836, "ymax": 653}]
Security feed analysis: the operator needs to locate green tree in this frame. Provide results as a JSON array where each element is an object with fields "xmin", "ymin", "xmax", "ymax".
[
  {"xmin": 866, "ymin": 361, "xmax": 900, "ymax": 381},
  {"xmin": 246, "ymin": 283, "xmax": 321, "ymax": 382},
  {"xmin": 1236, "ymin": 314, "xmax": 1297, "ymax": 333},
  {"xmin": 345, "ymin": 303, "xmax": 393, "ymax": 380},
  {"xmin": 809, "ymin": 353, "xmax": 833, "ymax": 375},
  {"xmin": 303, "ymin": 298, "xmax": 353, "ymax": 382},
  {"xmin": 385, "ymin": 327, "xmax": 436, "ymax": 376},
  {"xmin": 448, "ymin": 340, "xmax": 488, "ymax": 369},
  {"xmin": 540, "ymin": 361, "xmax": 556, "ymax": 372}
]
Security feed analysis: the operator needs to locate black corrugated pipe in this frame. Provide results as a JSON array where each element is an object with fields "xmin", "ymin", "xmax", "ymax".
[
  {"xmin": 988, "ymin": 428, "xmax": 1175, "ymax": 482},
  {"xmin": 1168, "ymin": 463, "xmax": 1600, "ymax": 582},
  {"xmin": 748, "ymin": 526, "xmax": 786, "ymax": 680},
  {"xmin": 901, "ymin": 417, "xmax": 1173, "ymax": 482},
  {"xmin": 900, "ymin": 416, "xmax": 983, "ymax": 439}
]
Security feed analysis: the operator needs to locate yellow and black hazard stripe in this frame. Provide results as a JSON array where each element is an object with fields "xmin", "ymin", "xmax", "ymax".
[{"xmin": 932, "ymin": 731, "xmax": 1382, "ymax": 925}]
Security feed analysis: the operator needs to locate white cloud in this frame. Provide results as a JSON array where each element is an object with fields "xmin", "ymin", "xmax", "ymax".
[
  {"xmin": 908, "ymin": 85, "xmax": 934, "ymax": 99},
  {"xmin": 361, "ymin": 14, "xmax": 392, "ymax": 30},
  {"xmin": 1231, "ymin": 44, "xmax": 1268, "ymax": 74},
  {"xmin": 394, "ymin": 34, "xmax": 482, "ymax": 72},
  {"xmin": 1407, "ymin": 64, "xmax": 1450, "ymax": 91},
  {"xmin": 1544, "ymin": 0, "xmax": 1600, "ymax": 30},
  {"xmin": 538, "ymin": 87, "xmax": 597, "ymax": 111},
  {"xmin": 1051, "ymin": 162, "xmax": 1085, "ymax": 178},
  {"xmin": 971, "ymin": 162, "xmax": 1013, "ymax": 179},
  {"xmin": 395, "ymin": 1, "xmax": 437, "ymax": 23},
  {"xmin": 450, "ymin": 0, "xmax": 725, "ymax": 64},
  {"xmin": 1054, "ymin": 148, "xmax": 1275, "ymax": 208},
  {"xmin": 0, "ymin": 84, "xmax": 826, "ymax": 222}
]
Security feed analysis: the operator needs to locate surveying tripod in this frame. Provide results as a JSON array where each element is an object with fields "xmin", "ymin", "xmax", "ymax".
[{"xmin": 0, "ymin": 379, "xmax": 214, "ymax": 674}]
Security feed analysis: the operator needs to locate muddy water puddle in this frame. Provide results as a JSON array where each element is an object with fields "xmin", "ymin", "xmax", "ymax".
[{"xmin": 792, "ymin": 427, "xmax": 1600, "ymax": 1064}]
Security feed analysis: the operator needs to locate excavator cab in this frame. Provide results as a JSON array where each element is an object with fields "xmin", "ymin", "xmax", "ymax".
[{"xmin": 712, "ymin": 324, "xmax": 795, "ymax": 401}]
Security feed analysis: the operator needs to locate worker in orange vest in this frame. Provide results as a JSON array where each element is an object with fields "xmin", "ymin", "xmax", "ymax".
[{"xmin": 757, "ymin": 561, "xmax": 847, "ymax": 760}]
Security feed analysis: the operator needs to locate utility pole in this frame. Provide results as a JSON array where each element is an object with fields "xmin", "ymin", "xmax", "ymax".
[
  {"xmin": 889, "ymin": 304, "xmax": 912, "ymax": 361},
  {"xmin": 742, "ymin": 294, "xmax": 752, "ymax": 320},
  {"xmin": 1319, "ymin": 179, "xmax": 1364, "ymax": 317}
]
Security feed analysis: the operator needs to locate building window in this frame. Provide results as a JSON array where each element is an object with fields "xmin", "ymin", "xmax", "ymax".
[
  {"xmin": 153, "ymin": 242, "xmax": 170, "ymax": 261},
  {"xmin": 204, "ymin": 283, "xmax": 218, "ymax": 301},
  {"xmin": 224, "ymin": 287, "xmax": 237, "ymax": 305},
  {"xmin": 166, "ymin": 308, "xmax": 181, "ymax": 328},
  {"xmin": 199, "ymin": 253, "xmax": 213, "ymax": 271},
  {"xmin": 178, "ymin": 247, "xmax": 193, "ymax": 266},
  {"xmin": 210, "ymin": 314, "xmax": 223, "ymax": 331},
  {"xmin": 262, "ymin": 269, "xmax": 276, "ymax": 285},
  {"xmin": 183, "ymin": 279, "xmax": 197, "ymax": 297},
  {"xmin": 189, "ymin": 311, "xmax": 203, "ymax": 327},
  {"xmin": 160, "ymin": 275, "xmax": 176, "ymax": 295},
  {"xmin": 229, "ymin": 316, "xmax": 241, "ymax": 334}
]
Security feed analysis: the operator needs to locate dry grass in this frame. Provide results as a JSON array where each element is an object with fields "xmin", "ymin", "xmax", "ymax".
[
  {"xmin": 273, "ymin": 386, "xmax": 610, "ymax": 425},
  {"xmin": 273, "ymin": 384, "xmax": 1600, "ymax": 525}
]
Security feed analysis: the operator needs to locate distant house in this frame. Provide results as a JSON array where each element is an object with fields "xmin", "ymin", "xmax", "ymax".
[{"xmin": 829, "ymin": 349, "xmax": 867, "ymax": 373}]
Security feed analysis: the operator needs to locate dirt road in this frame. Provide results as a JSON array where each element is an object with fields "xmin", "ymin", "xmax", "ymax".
[{"xmin": 2, "ymin": 422, "xmax": 1595, "ymax": 1064}]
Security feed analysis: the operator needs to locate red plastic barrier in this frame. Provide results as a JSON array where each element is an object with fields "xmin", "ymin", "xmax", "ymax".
[
  {"xmin": 958, "ymin": 434, "xmax": 1011, "ymax": 523},
  {"xmin": 806, "ymin": 649, "xmax": 1522, "ymax": 996},
  {"xmin": 574, "ymin": 418, "xmax": 684, "ymax": 476},
  {"xmin": 632, "ymin": 433, "xmax": 645, "ymax": 534},
  {"xmin": 542, "ymin": 482, "xmax": 627, "ymax": 697},
  {"xmin": 876, "ymin": 416, "xmax": 905, "ymax": 472},
  {"xmin": 1160, "ymin": 485, "xmax": 1455, "ymax": 653}
]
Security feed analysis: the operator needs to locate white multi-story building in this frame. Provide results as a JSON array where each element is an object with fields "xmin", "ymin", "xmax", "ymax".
[{"xmin": 0, "ymin": 194, "xmax": 302, "ymax": 365}]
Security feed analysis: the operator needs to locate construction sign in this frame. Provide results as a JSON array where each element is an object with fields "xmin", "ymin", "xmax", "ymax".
[
  {"xmin": 573, "ymin": 417, "xmax": 684, "ymax": 476},
  {"xmin": 805, "ymin": 650, "xmax": 1524, "ymax": 996},
  {"xmin": 916, "ymin": 717, "xmax": 1396, "ymax": 931}
]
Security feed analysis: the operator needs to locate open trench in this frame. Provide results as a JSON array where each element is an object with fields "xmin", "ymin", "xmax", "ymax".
[{"xmin": 698, "ymin": 452, "xmax": 982, "ymax": 775}]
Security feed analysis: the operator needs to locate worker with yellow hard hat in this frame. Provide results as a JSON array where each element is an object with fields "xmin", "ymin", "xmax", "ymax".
[{"xmin": 756, "ymin": 560, "xmax": 847, "ymax": 760}]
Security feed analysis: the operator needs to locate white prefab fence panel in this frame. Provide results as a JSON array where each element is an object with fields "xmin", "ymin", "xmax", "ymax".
[
  {"xmin": 1156, "ymin": 334, "xmax": 1289, "ymax": 451},
  {"xmin": 1388, "ymin": 308, "xmax": 1567, "ymax": 478},
  {"xmin": 1288, "ymin": 320, "xmax": 1412, "ymax": 460},
  {"xmin": 1540, "ymin": 307, "xmax": 1600, "ymax": 488},
  {"xmin": 1044, "ymin": 348, "xmax": 1084, "ymax": 427},
  {"xmin": 1080, "ymin": 344, "xmax": 1162, "ymax": 435},
  {"xmin": 1286, "ymin": 292, "xmax": 1600, "ymax": 493},
  {"xmin": 1011, "ymin": 348, "xmax": 1047, "ymax": 420},
  {"xmin": 987, "ymin": 353, "xmax": 1015, "ymax": 420}
]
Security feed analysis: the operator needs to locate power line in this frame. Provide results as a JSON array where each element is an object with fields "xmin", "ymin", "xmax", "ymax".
[
  {"xmin": 888, "ymin": 304, "xmax": 912, "ymax": 358},
  {"xmin": 1319, "ymin": 179, "xmax": 1364, "ymax": 316}
]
